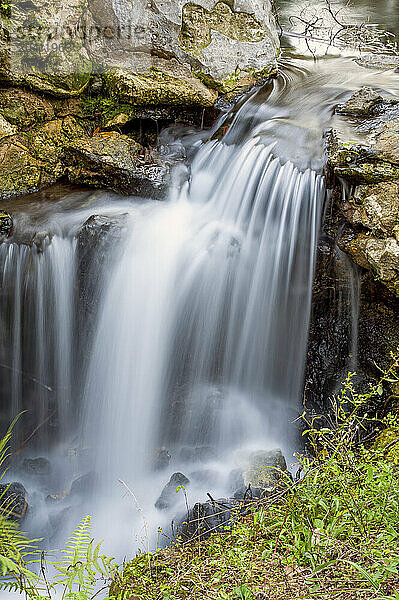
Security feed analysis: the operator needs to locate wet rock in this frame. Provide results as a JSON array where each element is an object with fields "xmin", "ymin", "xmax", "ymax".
[
  {"xmin": 65, "ymin": 132, "xmax": 169, "ymax": 197},
  {"xmin": 155, "ymin": 472, "xmax": 190, "ymax": 510},
  {"xmin": 103, "ymin": 60, "xmax": 217, "ymax": 108},
  {"xmin": 0, "ymin": 482, "xmax": 28, "ymax": 521},
  {"xmin": 239, "ymin": 449, "xmax": 289, "ymax": 490},
  {"xmin": 336, "ymin": 87, "xmax": 384, "ymax": 117},
  {"xmin": 375, "ymin": 120, "xmax": 399, "ymax": 166},
  {"xmin": 152, "ymin": 448, "xmax": 171, "ymax": 472},
  {"xmin": 22, "ymin": 457, "xmax": 51, "ymax": 477},
  {"xmin": 69, "ymin": 472, "xmax": 99, "ymax": 499},
  {"xmin": 179, "ymin": 497, "xmax": 245, "ymax": 542},
  {"xmin": 0, "ymin": 211, "xmax": 13, "ymax": 238}
]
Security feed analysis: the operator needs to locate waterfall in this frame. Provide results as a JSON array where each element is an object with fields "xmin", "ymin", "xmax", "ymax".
[{"xmin": 0, "ymin": 92, "xmax": 325, "ymax": 553}]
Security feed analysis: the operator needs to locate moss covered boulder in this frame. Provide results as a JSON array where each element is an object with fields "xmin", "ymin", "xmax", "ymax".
[
  {"xmin": 0, "ymin": 116, "xmax": 85, "ymax": 198},
  {"xmin": 65, "ymin": 132, "xmax": 169, "ymax": 196},
  {"xmin": 104, "ymin": 59, "xmax": 218, "ymax": 107},
  {"xmin": 0, "ymin": 88, "xmax": 55, "ymax": 129}
]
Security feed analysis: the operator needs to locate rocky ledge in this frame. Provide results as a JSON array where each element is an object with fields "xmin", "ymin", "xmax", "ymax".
[{"xmin": 0, "ymin": 0, "xmax": 279, "ymax": 201}]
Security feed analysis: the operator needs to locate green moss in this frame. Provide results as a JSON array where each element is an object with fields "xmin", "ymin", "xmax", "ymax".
[
  {"xmin": 103, "ymin": 66, "xmax": 217, "ymax": 107},
  {"xmin": 374, "ymin": 419, "xmax": 399, "ymax": 463}
]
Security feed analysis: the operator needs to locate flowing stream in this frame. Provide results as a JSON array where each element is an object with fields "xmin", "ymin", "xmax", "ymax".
[{"xmin": 0, "ymin": 4, "xmax": 398, "ymax": 557}]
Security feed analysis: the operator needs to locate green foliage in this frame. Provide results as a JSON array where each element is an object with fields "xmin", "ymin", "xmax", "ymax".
[{"xmin": 113, "ymin": 360, "xmax": 399, "ymax": 599}]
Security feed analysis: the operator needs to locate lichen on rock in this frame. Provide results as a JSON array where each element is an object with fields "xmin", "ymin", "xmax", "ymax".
[{"xmin": 103, "ymin": 59, "xmax": 218, "ymax": 107}]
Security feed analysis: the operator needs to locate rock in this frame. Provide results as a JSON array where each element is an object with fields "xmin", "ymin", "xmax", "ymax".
[
  {"xmin": 375, "ymin": 120, "xmax": 399, "ymax": 166},
  {"xmin": 69, "ymin": 472, "xmax": 99, "ymax": 498},
  {"xmin": 152, "ymin": 448, "xmax": 172, "ymax": 472},
  {"xmin": 22, "ymin": 457, "xmax": 51, "ymax": 477},
  {"xmin": 179, "ymin": 497, "xmax": 246, "ymax": 542},
  {"xmin": 239, "ymin": 449, "xmax": 289, "ymax": 490},
  {"xmin": 180, "ymin": 1, "xmax": 279, "ymax": 93},
  {"xmin": 0, "ymin": 482, "xmax": 28, "ymax": 521},
  {"xmin": 355, "ymin": 53, "xmax": 399, "ymax": 70},
  {"xmin": 336, "ymin": 87, "xmax": 383, "ymax": 117},
  {"xmin": 0, "ymin": 116, "xmax": 85, "ymax": 199},
  {"xmin": 341, "ymin": 183, "xmax": 399, "ymax": 237},
  {"xmin": 0, "ymin": 211, "xmax": 13, "ymax": 238},
  {"xmin": 0, "ymin": 88, "xmax": 55, "ymax": 129},
  {"xmin": 155, "ymin": 472, "xmax": 190, "ymax": 510},
  {"xmin": 103, "ymin": 60, "xmax": 218, "ymax": 107},
  {"xmin": 65, "ymin": 132, "xmax": 169, "ymax": 197}
]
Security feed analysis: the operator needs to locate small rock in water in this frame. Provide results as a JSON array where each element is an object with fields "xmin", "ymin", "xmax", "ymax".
[
  {"xmin": 155, "ymin": 472, "xmax": 190, "ymax": 511},
  {"xmin": 69, "ymin": 472, "xmax": 99, "ymax": 498},
  {"xmin": 0, "ymin": 211, "xmax": 13, "ymax": 238},
  {"xmin": 239, "ymin": 448, "xmax": 289, "ymax": 490},
  {"xmin": 0, "ymin": 482, "xmax": 28, "ymax": 521},
  {"xmin": 152, "ymin": 447, "xmax": 171, "ymax": 471},
  {"xmin": 337, "ymin": 87, "xmax": 383, "ymax": 116},
  {"xmin": 22, "ymin": 457, "xmax": 51, "ymax": 477}
]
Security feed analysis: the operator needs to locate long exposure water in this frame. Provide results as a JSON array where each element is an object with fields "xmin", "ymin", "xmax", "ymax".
[{"xmin": 0, "ymin": 0, "xmax": 398, "ymax": 566}]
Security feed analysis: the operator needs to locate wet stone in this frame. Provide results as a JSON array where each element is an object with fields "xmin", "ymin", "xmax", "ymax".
[
  {"xmin": 155, "ymin": 472, "xmax": 190, "ymax": 511},
  {"xmin": 0, "ymin": 211, "xmax": 13, "ymax": 238},
  {"xmin": 0, "ymin": 482, "xmax": 28, "ymax": 521}
]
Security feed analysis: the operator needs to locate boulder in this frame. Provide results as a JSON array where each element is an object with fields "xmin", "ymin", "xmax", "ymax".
[
  {"xmin": 336, "ymin": 87, "xmax": 384, "ymax": 117},
  {"xmin": 155, "ymin": 472, "xmax": 190, "ymax": 510},
  {"xmin": 22, "ymin": 457, "xmax": 51, "ymax": 477},
  {"xmin": 103, "ymin": 60, "xmax": 217, "ymax": 107},
  {"xmin": 0, "ymin": 88, "xmax": 55, "ymax": 129},
  {"xmin": 152, "ymin": 448, "xmax": 172, "ymax": 471},
  {"xmin": 239, "ymin": 448, "xmax": 289, "ymax": 490},
  {"xmin": 65, "ymin": 132, "xmax": 169, "ymax": 196},
  {"xmin": 179, "ymin": 497, "xmax": 246, "ymax": 542},
  {"xmin": 0, "ymin": 211, "xmax": 13, "ymax": 238},
  {"xmin": 0, "ymin": 482, "xmax": 28, "ymax": 521}
]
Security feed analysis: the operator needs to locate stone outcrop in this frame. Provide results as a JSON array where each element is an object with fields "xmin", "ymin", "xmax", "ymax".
[
  {"xmin": 0, "ymin": 0, "xmax": 279, "ymax": 199},
  {"xmin": 326, "ymin": 87, "xmax": 399, "ymax": 297},
  {"xmin": 307, "ymin": 87, "xmax": 399, "ymax": 409}
]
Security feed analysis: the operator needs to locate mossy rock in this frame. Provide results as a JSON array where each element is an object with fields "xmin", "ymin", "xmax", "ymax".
[
  {"xmin": 64, "ymin": 131, "xmax": 169, "ymax": 196},
  {"xmin": 0, "ymin": 116, "xmax": 85, "ymax": 198},
  {"xmin": 374, "ymin": 425, "xmax": 399, "ymax": 463},
  {"xmin": 0, "ymin": 88, "xmax": 55, "ymax": 129},
  {"xmin": 0, "ymin": 210, "xmax": 13, "ymax": 237},
  {"xmin": 103, "ymin": 60, "xmax": 217, "ymax": 107}
]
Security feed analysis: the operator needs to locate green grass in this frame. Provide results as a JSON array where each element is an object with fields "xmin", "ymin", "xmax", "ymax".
[{"xmin": 111, "ymin": 363, "xmax": 399, "ymax": 600}]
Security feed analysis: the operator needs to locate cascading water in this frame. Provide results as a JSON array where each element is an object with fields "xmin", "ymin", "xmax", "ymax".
[{"xmin": 1, "ymin": 54, "xmax": 398, "ymax": 556}]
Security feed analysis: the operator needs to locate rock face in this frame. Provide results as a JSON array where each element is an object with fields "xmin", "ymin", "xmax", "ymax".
[
  {"xmin": 308, "ymin": 87, "xmax": 399, "ymax": 408},
  {"xmin": 326, "ymin": 88, "xmax": 399, "ymax": 297},
  {"xmin": 0, "ymin": 0, "xmax": 279, "ymax": 198},
  {"xmin": 155, "ymin": 472, "xmax": 190, "ymax": 510}
]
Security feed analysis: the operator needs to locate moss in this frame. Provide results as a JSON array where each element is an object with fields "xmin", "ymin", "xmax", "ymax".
[
  {"xmin": 334, "ymin": 161, "xmax": 399, "ymax": 184},
  {"xmin": 103, "ymin": 64, "xmax": 217, "ymax": 107},
  {"xmin": 374, "ymin": 421, "xmax": 399, "ymax": 463}
]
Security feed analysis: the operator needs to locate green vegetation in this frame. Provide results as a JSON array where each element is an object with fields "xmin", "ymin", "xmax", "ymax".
[
  {"xmin": 112, "ymin": 361, "xmax": 399, "ymax": 600},
  {"xmin": 1, "ymin": 361, "xmax": 399, "ymax": 599}
]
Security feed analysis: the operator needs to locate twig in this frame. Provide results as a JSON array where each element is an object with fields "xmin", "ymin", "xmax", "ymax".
[{"xmin": 119, "ymin": 479, "xmax": 151, "ymax": 573}]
